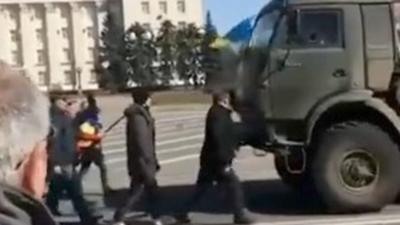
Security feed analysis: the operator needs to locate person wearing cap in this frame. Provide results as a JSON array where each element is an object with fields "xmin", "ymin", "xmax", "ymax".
[{"xmin": 112, "ymin": 90, "xmax": 162, "ymax": 225}]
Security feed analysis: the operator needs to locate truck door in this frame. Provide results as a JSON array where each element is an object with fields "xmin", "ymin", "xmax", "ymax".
[{"xmin": 268, "ymin": 5, "xmax": 364, "ymax": 120}]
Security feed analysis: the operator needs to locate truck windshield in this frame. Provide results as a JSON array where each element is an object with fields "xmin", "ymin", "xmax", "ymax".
[{"xmin": 249, "ymin": 2, "xmax": 283, "ymax": 50}]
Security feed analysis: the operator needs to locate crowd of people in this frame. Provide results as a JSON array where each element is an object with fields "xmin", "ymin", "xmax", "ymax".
[{"xmin": 0, "ymin": 61, "xmax": 257, "ymax": 225}]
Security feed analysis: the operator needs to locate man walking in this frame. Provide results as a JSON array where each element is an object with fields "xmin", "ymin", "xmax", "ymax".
[
  {"xmin": 112, "ymin": 90, "xmax": 162, "ymax": 225},
  {"xmin": 46, "ymin": 96, "xmax": 99, "ymax": 225},
  {"xmin": 176, "ymin": 91, "xmax": 255, "ymax": 224}
]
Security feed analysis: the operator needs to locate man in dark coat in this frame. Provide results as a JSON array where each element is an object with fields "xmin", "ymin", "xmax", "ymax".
[
  {"xmin": 46, "ymin": 97, "xmax": 99, "ymax": 225},
  {"xmin": 112, "ymin": 90, "xmax": 162, "ymax": 225},
  {"xmin": 176, "ymin": 91, "xmax": 255, "ymax": 224}
]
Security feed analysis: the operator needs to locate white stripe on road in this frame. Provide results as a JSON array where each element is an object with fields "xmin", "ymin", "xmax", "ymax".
[
  {"xmin": 105, "ymin": 143, "xmax": 202, "ymax": 161},
  {"xmin": 107, "ymin": 117, "xmax": 204, "ymax": 133},
  {"xmin": 159, "ymin": 154, "xmax": 199, "ymax": 165},
  {"xmin": 102, "ymin": 117, "xmax": 204, "ymax": 138},
  {"xmin": 261, "ymin": 214, "xmax": 400, "ymax": 225},
  {"xmin": 103, "ymin": 134, "xmax": 203, "ymax": 150},
  {"xmin": 104, "ymin": 125, "xmax": 203, "ymax": 143},
  {"xmin": 104, "ymin": 127, "xmax": 203, "ymax": 148},
  {"xmin": 107, "ymin": 153, "xmax": 200, "ymax": 171}
]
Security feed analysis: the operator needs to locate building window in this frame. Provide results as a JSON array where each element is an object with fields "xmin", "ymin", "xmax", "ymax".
[
  {"xmin": 10, "ymin": 30, "xmax": 18, "ymax": 43},
  {"xmin": 178, "ymin": 21, "xmax": 186, "ymax": 29},
  {"xmin": 11, "ymin": 50, "xmax": 20, "ymax": 66},
  {"xmin": 141, "ymin": 1, "xmax": 150, "ymax": 14},
  {"xmin": 177, "ymin": 0, "xmax": 186, "ymax": 13},
  {"xmin": 9, "ymin": 11, "xmax": 17, "ymax": 21},
  {"xmin": 37, "ymin": 50, "xmax": 45, "ymax": 65},
  {"xmin": 63, "ymin": 48, "xmax": 71, "ymax": 63},
  {"xmin": 64, "ymin": 70, "xmax": 73, "ymax": 85},
  {"xmin": 87, "ymin": 27, "xmax": 94, "ymax": 39},
  {"xmin": 60, "ymin": 7, "xmax": 69, "ymax": 19},
  {"xmin": 159, "ymin": 1, "xmax": 167, "ymax": 14},
  {"xmin": 36, "ymin": 29, "xmax": 44, "ymax": 43},
  {"xmin": 38, "ymin": 71, "xmax": 46, "ymax": 86},
  {"xmin": 61, "ymin": 27, "xmax": 68, "ymax": 39},
  {"xmin": 34, "ymin": 8, "xmax": 43, "ymax": 19},
  {"xmin": 90, "ymin": 69, "xmax": 97, "ymax": 83}
]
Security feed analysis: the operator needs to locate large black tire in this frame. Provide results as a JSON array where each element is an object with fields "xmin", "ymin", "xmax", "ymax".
[
  {"xmin": 274, "ymin": 148, "xmax": 313, "ymax": 191},
  {"xmin": 312, "ymin": 122, "xmax": 400, "ymax": 213}
]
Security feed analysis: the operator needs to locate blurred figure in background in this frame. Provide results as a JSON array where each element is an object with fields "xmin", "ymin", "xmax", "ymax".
[
  {"xmin": 76, "ymin": 93, "xmax": 112, "ymax": 194},
  {"xmin": 46, "ymin": 96, "xmax": 100, "ymax": 225},
  {"xmin": 0, "ymin": 61, "xmax": 56, "ymax": 225}
]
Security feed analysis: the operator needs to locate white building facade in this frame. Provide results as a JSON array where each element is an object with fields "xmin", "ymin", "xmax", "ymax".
[{"xmin": 0, "ymin": 0, "xmax": 203, "ymax": 92}]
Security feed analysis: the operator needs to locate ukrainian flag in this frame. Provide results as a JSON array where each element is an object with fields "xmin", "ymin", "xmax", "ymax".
[{"xmin": 210, "ymin": 15, "xmax": 256, "ymax": 51}]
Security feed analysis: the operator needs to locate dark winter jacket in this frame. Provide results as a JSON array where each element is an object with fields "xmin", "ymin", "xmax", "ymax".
[
  {"xmin": 124, "ymin": 104, "xmax": 158, "ymax": 178},
  {"xmin": 200, "ymin": 104, "xmax": 239, "ymax": 168},
  {"xmin": 76, "ymin": 106, "xmax": 101, "ymax": 126},
  {"xmin": 0, "ymin": 183, "xmax": 56, "ymax": 225},
  {"xmin": 48, "ymin": 106, "xmax": 77, "ymax": 167}
]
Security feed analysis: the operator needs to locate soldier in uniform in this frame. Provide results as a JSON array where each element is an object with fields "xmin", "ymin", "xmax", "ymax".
[{"xmin": 176, "ymin": 91, "xmax": 255, "ymax": 224}]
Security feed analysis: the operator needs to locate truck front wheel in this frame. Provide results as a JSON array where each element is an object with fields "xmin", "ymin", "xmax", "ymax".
[{"xmin": 312, "ymin": 122, "xmax": 400, "ymax": 213}]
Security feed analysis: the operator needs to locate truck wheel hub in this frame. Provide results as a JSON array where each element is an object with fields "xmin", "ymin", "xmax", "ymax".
[{"xmin": 340, "ymin": 150, "xmax": 379, "ymax": 190}]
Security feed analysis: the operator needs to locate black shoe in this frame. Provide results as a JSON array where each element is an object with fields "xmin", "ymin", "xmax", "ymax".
[
  {"xmin": 174, "ymin": 213, "xmax": 191, "ymax": 224},
  {"xmin": 234, "ymin": 209, "xmax": 256, "ymax": 224}
]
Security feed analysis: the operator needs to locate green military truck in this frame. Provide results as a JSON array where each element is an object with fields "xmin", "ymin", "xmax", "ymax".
[{"xmin": 206, "ymin": 0, "xmax": 400, "ymax": 214}]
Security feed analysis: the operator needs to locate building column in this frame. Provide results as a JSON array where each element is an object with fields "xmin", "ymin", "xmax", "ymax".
[
  {"xmin": 0, "ymin": 6, "xmax": 11, "ymax": 62},
  {"xmin": 19, "ymin": 4, "xmax": 35, "ymax": 82},
  {"xmin": 70, "ymin": 2, "xmax": 83, "ymax": 91},
  {"xmin": 44, "ymin": 3, "xmax": 61, "ymax": 88}
]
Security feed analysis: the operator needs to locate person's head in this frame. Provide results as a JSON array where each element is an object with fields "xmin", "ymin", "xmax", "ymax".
[
  {"xmin": 131, "ymin": 89, "xmax": 152, "ymax": 107},
  {"xmin": 86, "ymin": 93, "xmax": 97, "ymax": 108},
  {"xmin": 0, "ymin": 61, "xmax": 49, "ymax": 198},
  {"xmin": 212, "ymin": 90, "xmax": 231, "ymax": 109}
]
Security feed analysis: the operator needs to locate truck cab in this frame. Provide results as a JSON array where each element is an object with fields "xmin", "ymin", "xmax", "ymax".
[{"xmin": 207, "ymin": 0, "xmax": 400, "ymax": 213}]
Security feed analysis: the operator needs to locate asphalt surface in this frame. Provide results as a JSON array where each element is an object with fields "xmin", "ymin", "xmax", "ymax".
[{"xmin": 56, "ymin": 96, "xmax": 400, "ymax": 225}]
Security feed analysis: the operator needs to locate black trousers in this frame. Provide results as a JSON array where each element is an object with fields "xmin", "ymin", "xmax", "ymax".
[
  {"xmin": 183, "ymin": 165, "xmax": 246, "ymax": 216},
  {"xmin": 78, "ymin": 148, "xmax": 110, "ymax": 191},
  {"xmin": 113, "ymin": 164, "xmax": 160, "ymax": 222},
  {"xmin": 46, "ymin": 165, "xmax": 95, "ymax": 224}
]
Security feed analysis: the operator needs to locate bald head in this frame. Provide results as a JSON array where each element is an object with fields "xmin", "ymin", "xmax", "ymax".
[{"xmin": 0, "ymin": 62, "xmax": 49, "ymax": 186}]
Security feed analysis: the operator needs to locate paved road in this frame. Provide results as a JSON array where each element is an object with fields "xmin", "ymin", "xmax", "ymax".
[{"xmin": 56, "ymin": 97, "xmax": 400, "ymax": 225}]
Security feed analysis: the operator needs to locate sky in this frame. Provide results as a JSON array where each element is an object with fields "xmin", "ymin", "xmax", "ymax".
[{"xmin": 204, "ymin": 0, "xmax": 267, "ymax": 35}]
